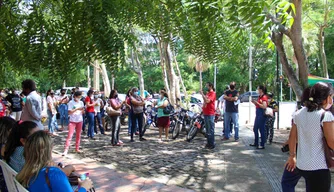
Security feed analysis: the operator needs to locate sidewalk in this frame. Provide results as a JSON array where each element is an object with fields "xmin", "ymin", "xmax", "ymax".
[
  {"xmin": 52, "ymin": 151, "xmax": 194, "ymax": 192},
  {"xmin": 244, "ymin": 124, "xmax": 290, "ymax": 144}
]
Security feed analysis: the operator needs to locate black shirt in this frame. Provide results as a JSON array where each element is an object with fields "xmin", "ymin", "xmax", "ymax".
[
  {"xmin": 6, "ymin": 94, "xmax": 22, "ymax": 112},
  {"xmin": 225, "ymin": 90, "xmax": 239, "ymax": 113}
]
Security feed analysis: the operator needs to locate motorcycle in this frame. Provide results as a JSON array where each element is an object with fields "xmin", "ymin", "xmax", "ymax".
[
  {"xmin": 142, "ymin": 105, "xmax": 157, "ymax": 135},
  {"xmin": 186, "ymin": 112, "xmax": 206, "ymax": 142},
  {"xmin": 171, "ymin": 108, "xmax": 193, "ymax": 139},
  {"xmin": 168, "ymin": 111, "xmax": 178, "ymax": 134}
]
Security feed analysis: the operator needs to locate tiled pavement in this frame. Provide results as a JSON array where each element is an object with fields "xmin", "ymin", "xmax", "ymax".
[{"xmin": 52, "ymin": 152, "xmax": 194, "ymax": 192}]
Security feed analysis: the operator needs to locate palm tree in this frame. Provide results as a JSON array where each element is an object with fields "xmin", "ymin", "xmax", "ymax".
[{"xmin": 187, "ymin": 55, "xmax": 210, "ymax": 91}]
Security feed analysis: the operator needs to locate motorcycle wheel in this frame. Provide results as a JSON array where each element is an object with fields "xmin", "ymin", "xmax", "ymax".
[
  {"xmin": 104, "ymin": 116, "xmax": 112, "ymax": 131},
  {"xmin": 120, "ymin": 116, "xmax": 127, "ymax": 126},
  {"xmin": 169, "ymin": 119, "xmax": 176, "ymax": 133},
  {"xmin": 142, "ymin": 124, "xmax": 150, "ymax": 135},
  {"xmin": 172, "ymin": 122, "xmax": 181, "ymax": 140},
  {"xmin": 186, "ymin": 125, "xmax": 198, "ymax": 142}
]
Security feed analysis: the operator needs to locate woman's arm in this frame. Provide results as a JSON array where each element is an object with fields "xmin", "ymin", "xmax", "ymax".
[
  {"xmin": 286, "ymin": 124, "xmax": 297, "ymax": 172},
  {"xmin": 110, "ymin": 99, "xmax": 122, "ymax": 110},
  {"xmin": 130, "ymin": 96, "xmax": 144, "ymax": 106},
  {"xmin": 323, "ymin": 121, "xmax": 334, "ymax": 149},
  {"xmin": 157, "ymin": 100, "xmax": 168, "ymax": 108}
]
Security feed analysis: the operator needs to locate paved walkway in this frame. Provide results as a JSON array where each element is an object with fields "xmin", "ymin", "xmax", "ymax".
[
  {"xmin": 52, "ymin": 152, "xmax": 193, "ymax": 192},
  {"xmin": 52, "ymin": 121, "xmax": 331, "ymax": 192}
]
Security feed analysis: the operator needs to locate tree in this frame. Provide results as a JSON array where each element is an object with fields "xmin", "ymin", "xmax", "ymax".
[{"xmin": 187, "ymin": 55, "xmax": 210, "ymax": 91}]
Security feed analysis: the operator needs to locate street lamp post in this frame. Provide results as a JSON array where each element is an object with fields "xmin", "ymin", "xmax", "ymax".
[{"xmin": 276, "ymin": 49, "xmax": 280, "ymax": 130}]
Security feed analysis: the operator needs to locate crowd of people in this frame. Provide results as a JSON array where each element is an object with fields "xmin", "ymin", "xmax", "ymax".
[{"xmin": 1, "ymin": 78, "xmax": 334, "ymax": 192}]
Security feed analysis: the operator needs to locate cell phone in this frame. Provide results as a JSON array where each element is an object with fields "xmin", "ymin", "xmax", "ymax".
[{"xmin": 80, "ymin": 173, "xmax": 89, "ymax": 181}]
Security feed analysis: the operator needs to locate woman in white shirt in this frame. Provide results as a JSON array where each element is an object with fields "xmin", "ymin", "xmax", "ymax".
[
  {"xmin": 286, "ymin": 82, "xmax": 334, "ymax": 192},
  {"xmin": 63, "ymin": 91, "xmax": 85, "ymax": 155}
]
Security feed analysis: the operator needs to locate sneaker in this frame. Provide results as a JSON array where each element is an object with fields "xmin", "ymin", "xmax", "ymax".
[
  {"xmin": 76, "ymin": 150, "xmax": 83, "ymax": 153},
  {"xmin": 249, "ymin": 144, "xmax": 257, "ymax": 147},
  {"xmin": 119, "ymin": 140, "xmax": 124, "ymax": 144},
  {"xmin": 221, "ymin": 137, "xmax": 229, "ymax": 141},
  {"xmin": 158, "ymin": 139, "xmax": 163, "ymax": 143},
  {"xmin": 234, "ymin": 139, "xmax": 239, "ymax": 142},
  {"xmin": 130, "ymin": 139, "xmax": 135, "ymax": 142},
  {"xmin": 62, "ymin": 150, "xmax": 68, "ymax": 156},
  {"xmin": 256, "ymin": 146, "xmax": 265, "ymax": 149},
  {"xmin": 140, "ymin": 137, "xmax": 147, "ymax": 141},
  {"xmin": 91, "ymin": 137, "xmax": 96, "ymax": 140}
]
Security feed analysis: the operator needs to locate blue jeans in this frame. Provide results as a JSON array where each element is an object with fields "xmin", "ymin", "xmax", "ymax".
[
  {"xmin": 47, "ymin": 110, "xmax": 58, "ymax": 133},
  {"xmin": 87, "ymin": 112, "xmax": 95, "ymax": 138},
  {"xmin": 224, "ymin": 112, "xmax": 239, "ymax": 140},
  {"xmin": 58, "ymin": 104, "xmax": 69, "ymax": 127},
  {"xmin": 128, "ymin": 113, "xmax": 139, "ymax": 134},
  {"xmin": 94, "ymin": 112, "xmax": 104, "ymax": 134},
  {"xmin": 281, "ymin": 168, "xmax": 302, "ymax": 192},
  {"xmin": 253, "ymin": 108, "xmax": 267, "ymax": 147},
  {"xmin": 204, "ymin": 115, "xmax": 215, "ymax": 147},
  {"xmin": 130, "ymin": 112, "xmax": 143, "ymax": 140}
]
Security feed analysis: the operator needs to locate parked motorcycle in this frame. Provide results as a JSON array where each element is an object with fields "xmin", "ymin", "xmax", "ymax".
[
  {"xmin": 142, "ymin": 105, "xmax": 157, "ymax": 135},
  {"xmin": 186, "ymin": 113, "xmax": 206, "ymax": 142},
  {"xmin": 171, "ymin": 108, "xmax": 193, "ymax": 139}
]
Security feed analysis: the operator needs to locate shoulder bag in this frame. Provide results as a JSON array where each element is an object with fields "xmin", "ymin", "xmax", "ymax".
[
  {"xmin": 163, "ymin": 98, "xmax": 174, "ymax": 115},
  {"xmin": 106, "ymin": 99, "xmax": 121, "ymax": 116},
  {"xmin": 320, "ymin": 111, "xmax": 334, "ymax": 168}
]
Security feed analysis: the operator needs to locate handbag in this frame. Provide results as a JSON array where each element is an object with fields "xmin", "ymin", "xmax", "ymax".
[
  {"xmin": 106, "ymin": 99, "xmax": 121, "ymax": 116},
  {"xmin": 265, "ymin": 107, "xmax": 273, "ymax": 117},
  {"xmin": 320, "ymin": 111, "xmax": 334, "ymax": 168},
  {"xmin": 163, "ymin": 98, "xmax": 174, "ymax": 115}
]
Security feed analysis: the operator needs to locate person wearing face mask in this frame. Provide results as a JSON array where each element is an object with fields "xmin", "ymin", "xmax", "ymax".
[
  {"xmin": 58, "ymin": 89, "xmax": 69, "ymax": 131},
  {"xmin": 20, "ymin": 79, "xmax": 43, "ymax": 129},
  {"xmin": 285, "ymin": 82, "xmax": 334, "ymax": 192},
  {"xmin": 200, "ymin": 82, "xmax": 216, "ymax": 149},
  {"xmin": 93, "ymin": 91, "xmax": 105, "ymax": 135},
  {"xmin": 155, "ymin": 88, "xmax": 170, "ymax": 143},
  {"xmin": 85, "ymin": 90, "xmax": 96, "ymax": 140},
  {"xmin": 129, "ymin": 87, "xmax": 146, "ymax": 142},
  {"xmin": 46, "ymin": 89, "xmax": 59, "ymax": 136},
  {"xmin": 109, "ymin": 90, "xmax": 125, "ymax": 146},
  {"xmin": 222, "ymin": 82, "xmax": 239, "ymax": 142},
  {"xmin": 265, "ymin": 92, "xmax": 279, "ymax": 145},
  {"xmin": 250, "ymin": 85, "xmax": 268, "ymax": 149},
  {"xmin": 63, "ymin": 91, "xmax": 85, "ymax": 155}
]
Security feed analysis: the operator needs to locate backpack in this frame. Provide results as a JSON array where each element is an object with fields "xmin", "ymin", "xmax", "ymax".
[
  {"xmin": 320, "ymin": 111, "xmax": 334, "ymax": 168},
  {"xmin": 163, "ymin": 98, "xmax": 174, "ymax": 115}
]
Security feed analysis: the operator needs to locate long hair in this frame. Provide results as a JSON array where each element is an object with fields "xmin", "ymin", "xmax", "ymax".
[
  {"xmin": 258, "ymin": 85, "xmax": 267, "ymax": 95},
  {"xmin": 304, "ymin": 82, "xmax": 333, "ymax": 112},
  {"xmin": 109, "ymin": 90, "xmax": 117, "ymax": 99},
  {"xmin": 16, "ymin": 131, "xmax": 53, "ymax": 188},
  {"xmin": 4, "ymin": 121, "xmax": 38, "ymax": 163},
  {"xmin": 160, "ymin": 89, "xmax": 168, "ymax": 98},
  {"xmin": 0, "ymin": 117, "xmax": 16, "ymax": 144}
]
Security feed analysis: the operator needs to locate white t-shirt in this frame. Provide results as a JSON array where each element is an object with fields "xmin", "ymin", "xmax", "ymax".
[
  {"xmin": 67, "ymin": 100, "xmax": 84, "ymax": 122},
  {"xmin": 46, "ymin": 96, "xmax": 57, "ymax": 113},
  {"xmin": 94, "ymin": 98, "xmax": 102, "ymax": 113},
  {"xmin": 293, "ymin": 107, "xmax": 334, "ymax": 170}
]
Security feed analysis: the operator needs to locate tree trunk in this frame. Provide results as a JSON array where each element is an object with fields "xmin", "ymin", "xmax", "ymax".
[
  {"xmin": 172, "ymin": 48, "xmax": 187, "ymax": 100},
  {"xmin": 157, "ymin": 39, "xmax": 170, "ymax": 94},
  {"xmin": 93, "ymin": 60, "xmax": 100, "ymax": 91},
  {"xmin": 290, "ymin": 0, "xmax": 309, "ymax": 89},
  {"xmin": 273, "ymin": 33, "xmax": 303, "ymax": 100},
  {"xmin": 87, "ymin": 65, "xmax": 91, "ymax": 88},
  {"xmin": 199, "ymin": 68, "xmax": 203, "ymax": 91},
  {"xmin": 100, "ymin": 63, "xmax": 111, "ymax": 97},
  {"xmin": 130, "ymin": 49, "xmax": 145, "ymax": 98},
  {"xmin": 319, "ymin": 27, "xmax": 329, "ymax": 78},
  {"xmin": 163, "ymin": 41, "xmax": 177, "ymax": 106}
]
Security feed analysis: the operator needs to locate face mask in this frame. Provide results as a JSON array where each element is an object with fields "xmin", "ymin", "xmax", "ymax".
[
  {"xmin": 74, "ymin": 98, "xmax": 79, "ymax": 102},
  {"xmin": 256, "ymin": 90, "xmax": 259, "ymax": 94},
  {"xmin": 204, "ymin": 87, "xmax": 209, "ymax": 92},
  {"xmin": 61, "ymin": 92, "xmax": 65, "ymax": 95},
  {"xmin": 325, "ymin": 97, "xmax": 333, "ymax": 110},
  {"xmin": 133, "ymin": 92, "xmax": 138, "ymax": 96},
  {"xmin": 114, "ymin": 94, "xmax": 118, "ymax": 98},
  {"xmin": 94, "ymin": 95, "xmax": 98, "ymax": 99},
  {"xmin": 230, "ymin": 85, "xmax": 235, "ymax": 90}
]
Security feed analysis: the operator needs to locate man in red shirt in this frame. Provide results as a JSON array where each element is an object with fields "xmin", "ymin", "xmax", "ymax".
[{"xmin": 200, "ymin": 82, "xmax": 216, "ymax": 149}]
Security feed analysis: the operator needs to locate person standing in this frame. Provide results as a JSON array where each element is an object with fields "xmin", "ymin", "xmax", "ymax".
[
  {"xmin": 155, "ymin": 89, "xmax": 170, "ymax": 143},
  {"xmin": 63, "ymin": 91, "xmax": 85, "ymax": 155},
  {"xmin": 265, "ymin": 92, "xmax": 278, "ymax": 145},
  {"xmin": 21, "ymin": 79, "xmax": 43, "ymax": 129},
  {"xmin": 85, "ymin": 90, "xmax": 96, "ymax": 140},
  {"xmin": 58, "ymin": 89, "xmax": 69, "ymax": 131},
  {"xmin": 200, "ymin": 82, "xmax": 216, "ymax": 149},
  {"xmin": 286, "ymin": 82, "xmax": 334, "ymax": 191},
  {"xmin": 250, "ymin": 85, "xmax": 268, "ymax": 149},
  {"xmin": 6, "ymin": 89, "xmax": 23, "ymax": 121},
  {"xmin": 46, "ymin": 90, "xmax": 59, "ymax": 136},
  {"xmin": 222, "ymin": 82, "xmax": 239, "ymax": 142},
  {"xmin": 109, "ymin": 90, "xmax": 124, "ymax": 146},
  {"xmin": 129, "ymin": 87, "xmax": 146, "ymax": 142},
  {"xmin": 93, "ymin": 91, "xmax": 105, "ymax": 135}
]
